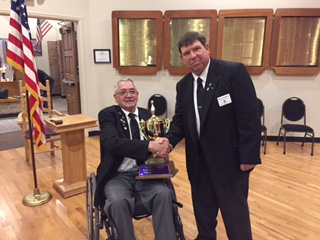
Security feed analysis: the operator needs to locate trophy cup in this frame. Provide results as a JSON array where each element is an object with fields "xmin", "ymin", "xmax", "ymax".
[{"xmin": 136, "ymin": 101, "xmax": 178, "ymax": 179}]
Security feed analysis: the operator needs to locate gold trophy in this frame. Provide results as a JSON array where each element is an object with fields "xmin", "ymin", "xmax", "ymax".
[{"xmin": 136, "ymin": 101, "xmax": 178, "ymax": 179}]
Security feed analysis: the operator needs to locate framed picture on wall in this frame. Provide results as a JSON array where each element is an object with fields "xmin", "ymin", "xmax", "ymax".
[
  {"xmin": 31, "ymin": 39, "xmax": 42, "ymax": 56},
  {"xmin": 93, "ymin": 49, "xmax": 111, "ymax": 63}
]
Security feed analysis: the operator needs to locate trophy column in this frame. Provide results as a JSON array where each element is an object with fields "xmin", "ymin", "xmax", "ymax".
[{"xmin": 137, "ymin": 101, "xmax": 178, "ymax": 179}]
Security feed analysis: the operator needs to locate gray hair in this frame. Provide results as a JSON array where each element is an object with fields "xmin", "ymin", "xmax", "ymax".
[
  {"xmin": 114, "ymin": 77, "xmax": 137, "ymax": 93},
  {"xmin": 177, "ymin": 31, "xmax": 207, "ymax": 54}
]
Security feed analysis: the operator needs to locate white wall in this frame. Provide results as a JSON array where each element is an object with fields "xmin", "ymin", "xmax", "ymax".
[{"xmin": 1, "ymin": 0, "xmax": 320, "ymax": 137}]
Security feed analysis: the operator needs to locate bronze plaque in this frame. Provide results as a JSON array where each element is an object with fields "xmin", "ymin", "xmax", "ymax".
[
  {"xmin": 276, "ymin": 17, "xmax": 320, "ymax": 67},
  {"xmin": 222, "ymin": 17, "xmax": 266, "ymax": 66},
  {"xmin": 169, "ymin": 18, "xmax": 211, "ymax": 67},
  {"xmin": 119, "ymin": 19, "xmax": 157, "ymax": 67}
]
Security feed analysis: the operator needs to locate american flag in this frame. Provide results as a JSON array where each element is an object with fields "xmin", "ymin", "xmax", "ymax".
[
  {"xmin": 7, "ymin": 0, "xmax": 46, "ymax": 149},
  {"xmin": 36, "ymin": 19, "xmax": 52, "ymax": 44}
]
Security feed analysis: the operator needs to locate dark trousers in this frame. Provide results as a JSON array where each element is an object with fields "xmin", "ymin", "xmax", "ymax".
[
  {"xmin": 191, "ymin": 145, "xmax": 252, "ymax": 240},
  {"xmin": 103, "ymin": 171, "xmax": 176, "ymax": 240}
]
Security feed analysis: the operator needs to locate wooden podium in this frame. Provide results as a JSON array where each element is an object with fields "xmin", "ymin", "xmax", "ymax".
[{"xmin": 45, "ymin": 114, "xmax": 97, "ymax": 198}]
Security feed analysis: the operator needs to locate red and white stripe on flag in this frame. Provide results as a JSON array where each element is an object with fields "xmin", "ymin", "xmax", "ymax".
[
  {"xmin": 7, "ymin": 0, "xmax": 46, "ymax": 149},
  {"xmin": 36, "ymin": 19, "xmax": 52, "ymax": 44}
]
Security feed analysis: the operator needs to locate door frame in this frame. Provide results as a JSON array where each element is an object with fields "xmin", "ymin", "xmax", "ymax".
[{"xmin": 0, "ymin": 11, "xmax": 88, "ymax": 115}]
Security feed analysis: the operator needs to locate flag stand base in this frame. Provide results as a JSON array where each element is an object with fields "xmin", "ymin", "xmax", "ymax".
[{"xmin": 22, "ymin": 188, "xmax": 52, "ymax": 207}]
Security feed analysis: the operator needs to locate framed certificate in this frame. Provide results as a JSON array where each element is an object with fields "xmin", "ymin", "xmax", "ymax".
[
  {"xmin": 93, "ymin": 49, "xmax": 111, "ymax": 63},
  {"xmin": 31, "ymin": 39, "xmax": 42, "ymax": 56}
]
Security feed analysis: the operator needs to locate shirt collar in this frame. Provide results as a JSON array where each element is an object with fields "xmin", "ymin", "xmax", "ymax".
[
  {"xmin": 192, "ymin": 60, "xmax": 210, "ymax": 83},
  {"xmin": 122, "ymin": 108, "xmax": 138, "ymax": 118}
]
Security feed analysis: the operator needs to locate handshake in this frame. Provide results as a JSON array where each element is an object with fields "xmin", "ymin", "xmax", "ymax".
[
  {"xmin": 140, "ymin": 137, "xmax": 178, "ymax": 179},
  {"xmin": 148, "ymin": 137, "xmax": 172, "ymax": 159}
]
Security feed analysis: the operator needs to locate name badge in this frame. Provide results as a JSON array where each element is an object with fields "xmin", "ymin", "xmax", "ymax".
[{"xmin": 217, "ymin": 93, "xmax": 232, "ymax": 107}]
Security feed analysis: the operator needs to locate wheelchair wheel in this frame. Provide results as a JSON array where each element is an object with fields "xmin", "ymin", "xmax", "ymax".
[
  {"xmin": 86, "ymin": 172, "xmax": 100, "ymax": 240},
  {"xmin": 105, "ymin": 215, "xmax": 118, "ymax": 240},
  {"xmin": 173, "ymin": 204, "xmax": 185, "ymax": 240},
  {"xmin": 164, "ymin": 179, "xmax": 185, "ymax": 240}
]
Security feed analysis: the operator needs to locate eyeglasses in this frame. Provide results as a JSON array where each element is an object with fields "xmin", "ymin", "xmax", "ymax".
[{"xmin": 116, "ymin": 89, "xmax": 138, "ymax": 97}]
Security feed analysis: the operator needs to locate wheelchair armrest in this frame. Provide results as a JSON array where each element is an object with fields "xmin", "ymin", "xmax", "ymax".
[{"xmin": 173, "ymin": 200, "xmax": 183, "ymax": 208}]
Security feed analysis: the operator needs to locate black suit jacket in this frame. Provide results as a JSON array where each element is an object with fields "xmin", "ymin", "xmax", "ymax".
[
  {"xmin": 166, "ymin": 58, "xmax": 261, "ymax": 186},
  {"xmin": 37, "ymin": 69, "xmax": 54, "ymax": 89},
  {"xmin": 94, "ymin": 105, "xmax": 152, "ymax": 207}
]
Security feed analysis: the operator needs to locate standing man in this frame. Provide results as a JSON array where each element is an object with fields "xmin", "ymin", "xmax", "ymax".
[
  {"xmin": 165, "ymin": 31, "xmax": 261, "ymax": 240},
  {"xmin": 94, "ymin": 78, "xmax": 177, "ymax": 240}
]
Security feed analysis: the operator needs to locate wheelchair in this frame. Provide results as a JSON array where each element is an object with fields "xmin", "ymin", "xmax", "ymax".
[{"xmin": 86, "ymin": 172, "xmax": 185, "ymax": 240}]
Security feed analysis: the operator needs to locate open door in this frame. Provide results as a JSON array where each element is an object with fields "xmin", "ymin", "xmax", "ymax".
[{"xmin": 60, "ymin": 22, "xmax": 81, "ymax": 114}]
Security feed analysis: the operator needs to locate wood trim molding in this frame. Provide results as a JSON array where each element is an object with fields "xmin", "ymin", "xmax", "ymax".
[
  {"xmin": 270, "ymin": 8, "xmax": 320, "ymax": 75},
  {"xmin": 112, "ymin": 11, "xmax": 163, "ymax": 75},
  {"xmin": 217, "ymin": 9, "xmax": 273, "ymax": 75},
  {"xmin": 164, "ymin": 10, "xmax": 217, "ymax": 75}
]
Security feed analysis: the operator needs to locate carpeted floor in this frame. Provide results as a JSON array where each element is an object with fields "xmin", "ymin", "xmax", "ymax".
[{"xmin": 0, "ymin": 130, "xmax": 24, "ymax": 151}]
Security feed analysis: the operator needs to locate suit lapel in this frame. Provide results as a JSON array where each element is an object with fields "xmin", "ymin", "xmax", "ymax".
[
  {"xmin": 200, "ymin": 59, "xmax": 219, "ymax": 126},
  {"xmin": 137, "ymin": 108, "xmax": 149, "ymax": 121},
  {"xmin": 115, "ymin": 105, "xmax": 130, "ymax": 139},
  {"xmin": 183, "ymin": 74, "xmax": 198, "ymax": 141}
]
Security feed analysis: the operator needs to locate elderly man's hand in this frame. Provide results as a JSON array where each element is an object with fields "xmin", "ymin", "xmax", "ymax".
[{"xmin": 148, "ymin": 137, "xmax": 172, "ymax": 158}]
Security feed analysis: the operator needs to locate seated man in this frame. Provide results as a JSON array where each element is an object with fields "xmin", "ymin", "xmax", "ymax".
[
  {"xmin": 37, "ymin": 69, "xmax": 55, "ymax": 108},
  {"xmin": 94, "ymin": 78, "xmax": 177, "ymax": 240}
]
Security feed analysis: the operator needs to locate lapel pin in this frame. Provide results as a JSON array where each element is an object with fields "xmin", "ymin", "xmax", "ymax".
[{"xmin": 207, "ymin": 83, "xmax": 214, "ymax": 91}]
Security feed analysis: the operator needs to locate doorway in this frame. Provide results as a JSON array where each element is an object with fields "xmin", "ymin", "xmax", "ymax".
[{"xmin": 0, "ymin": 15, "xmax": 81, "ymax": 150}]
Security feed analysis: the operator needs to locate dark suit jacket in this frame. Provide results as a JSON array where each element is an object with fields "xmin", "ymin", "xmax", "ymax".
[
  {"xmin": 166, "ymin": 58, "xmax": 261, "ymax": 186},
  {"xmin": 37, "ymin": 69, "xmax": 54, "ymax": 90},
  {"xmin": 94, "ymin": 105, "xmax": 152, "ymax": 207}
]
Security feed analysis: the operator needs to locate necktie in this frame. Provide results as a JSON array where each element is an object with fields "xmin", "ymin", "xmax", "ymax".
[
  {"xmin": 197, "ymin": 77, "xmax": 205, "ymax": 116},
  {"xmin": 129, "ymin": 113, "xmax": 140, "ymax": 140}
]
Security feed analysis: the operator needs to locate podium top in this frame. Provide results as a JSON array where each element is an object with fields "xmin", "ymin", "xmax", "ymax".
[{"xmin": 45, "ymin": 114, "xmax": 97, "ymax": 133}]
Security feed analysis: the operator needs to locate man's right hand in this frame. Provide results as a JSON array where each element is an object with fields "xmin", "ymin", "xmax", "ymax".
[{"xmin": 148, "ymin": 137, "xmax": 172, "ymax": 158}]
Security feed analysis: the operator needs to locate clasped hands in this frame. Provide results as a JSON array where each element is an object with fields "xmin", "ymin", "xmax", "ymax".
[{"xmin": 148, "ymin": 137, "xmax": 172, "ymax": 159}]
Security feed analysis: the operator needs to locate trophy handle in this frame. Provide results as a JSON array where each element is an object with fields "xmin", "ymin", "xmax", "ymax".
[
  {"xmin": 165, "ymin": 119, "xmax": 171, "ymax": 133},
  {"xmin": 139, "ymin": 120, "xmax": 149, "ymax": 140}
]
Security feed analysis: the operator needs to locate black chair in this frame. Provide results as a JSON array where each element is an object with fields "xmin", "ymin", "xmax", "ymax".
[
  {"xmin": 276, "ymin": 97, "xmax": 314, "ymax": 156},
  {"xmin": 147, "ymin": 94, "xmax": 167, "ymax": 118},
  {"xmin": 257, "ymin": 98, "xmax": 267, "ymax": 154}
]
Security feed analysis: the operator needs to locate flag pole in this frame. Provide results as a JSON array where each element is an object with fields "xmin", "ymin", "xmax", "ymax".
[
  {"xmin": 6, "ymin": 0, "xmax": 52, "ymax": 206},
  {"xmin": 22, "ymin": 86, "xmax": 52, "ymax": 207}
]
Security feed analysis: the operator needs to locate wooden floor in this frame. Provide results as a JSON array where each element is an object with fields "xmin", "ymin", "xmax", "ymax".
[{"xmin": 0, "ymin": 137, "xmax": 319, "ymax": 240}]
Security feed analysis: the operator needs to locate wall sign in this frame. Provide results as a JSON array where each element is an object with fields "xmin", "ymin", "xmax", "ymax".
[{"xmin": 93, "ymin": 49, "xmax": 111, "ymax": 63}]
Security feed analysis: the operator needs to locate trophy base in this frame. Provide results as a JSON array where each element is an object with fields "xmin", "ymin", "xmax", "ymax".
[{"xmin": 136, "ymin": 160, "xmax": 178, "ymax": 179}]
